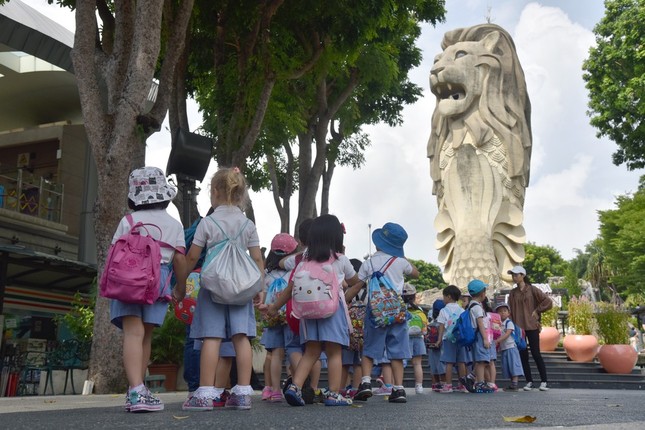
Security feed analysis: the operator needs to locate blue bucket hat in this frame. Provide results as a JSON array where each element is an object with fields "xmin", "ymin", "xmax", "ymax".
[
  {"xmin": 372, "ymin": 222, "xmax": 408, "ymax": 258},
  {"xmin": 432, "ymin": 299, "xmax": 446, "ymax": 313},
  {"xmin": 467, "ymin": 279, "xmax": 488, "ymax": 295}
]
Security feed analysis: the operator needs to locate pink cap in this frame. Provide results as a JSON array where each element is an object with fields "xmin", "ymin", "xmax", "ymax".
[{"xmin": 270, "ymin": 233, "xmax": 298, "ymax": 254}]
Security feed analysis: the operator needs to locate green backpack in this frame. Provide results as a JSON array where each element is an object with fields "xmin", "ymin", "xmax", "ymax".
[{"xmin": 407, "ymin": 307, "xmax": 428, "ymax": 336}]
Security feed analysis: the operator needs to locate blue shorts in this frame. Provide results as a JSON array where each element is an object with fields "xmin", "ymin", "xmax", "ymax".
[
  {"xmin": 342, "ymin": 348, "xmax": 361, "ymax": 366},
  {"xmin": 190, "ymin": 288, "xmax": 256, "ymax": 340},
  {"xmin": 110, "ymin": 265, "xmax": 171, "ymax": 329},
  {"xmin": 285, "ymin": 329, "xmax": 304, "ymax": 360},
  {"xmin": 427, "ymin": 348, "xmax": 445, "ymax": 375},
  {"xmin": 500, "ymin": 347, "xmax": 524, "ymax": 378},
  {"xmin": 363, "ymin": 320, "xmax": 411, "ymax": 361},
  {"xmin": 440, "ymin": 339, "xmax": 469, "ymax": 364},
  {"xmin": 261, "ymin": 325, "xmax": 290, "ymax": 350},
  {"xmin": 409, "ymin": 336, "xmax": 427, "ymax": 357},
  {"xmin": 489, "ymin": 343, "xmax": 497, "ymax": 361},
  {"xmin": 471, "ymin": 335, "xmax": 491, "ymax": 363},
  {"xmin": 300, "ymin": 304, "xmax": 350, "ymax": 346}
]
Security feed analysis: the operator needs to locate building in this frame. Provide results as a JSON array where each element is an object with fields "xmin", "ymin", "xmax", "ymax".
[{"xmin": 0, "ymin": 0, "xmax": 97, "ymax": 396}]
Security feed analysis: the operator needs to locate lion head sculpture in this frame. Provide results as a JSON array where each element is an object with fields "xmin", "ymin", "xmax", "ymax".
[{"xmin": 428, "ymin": 24, "xmax": 532, "ymax": 205}]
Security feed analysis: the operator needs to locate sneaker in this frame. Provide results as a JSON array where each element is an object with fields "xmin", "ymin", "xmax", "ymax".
[
  {"xmin": 346, "ymin": 388, "xmax": 358, "ymax": 398},
  {"xmin": 388, "ymin": 388, "xmax": 407, "ymax": 403},
  {"xmin": 225, "ymin": 393, "xmax": 252, "ymax": 410},
  {"xmin": 269, "ymin": 391, "xmax": 283, "ymax": 402},
  {"xmin": 487, "ymin": 383, "xmax": 499, "ymax": 392},
  {"xmin": 456, "ymin": 384, "xmax": 469, "ymax": 393},
  {"xmin": 182, "ymin": 394, "xmax": 214, "ymax": 411},
  {"xmin": 261, "ymin": 386, "xmax": 272, "ymax": 401},
  {"xmin": 324, "ymin": 391, "xmax": 353, "ymax": 406},
  {"xmin": 439, "ymin": 384, "xmax": 453, "ymax": 394},
  {"xmin": 460, "ymin": 375, "xmax": 476, "ymax": 393},
  {"xmin": 539, "ymin": 382, "xmax": 549, "ymax": 391},
  {"xmin": 129, "ymin": 389, "xmax": 164, "ymax": 412},
  {"xmin": 284, "ymin": 384, "xmax": 305, "ymax": 407},
  {"xmin": 523, "ymin": 382, "xmax": 534, "ymax": 391},
  {"xmin": 474, "ymin": 382, "xmax": 495, "ymax": 394},
  {"xmin": 432, "ymin": 383, "xmax": 443, "ymax": 393},
  {"xmin": 282, "ymin": 377, "xmax": 293, "ymax": 397},
  {"xmin": 124, "ymin": 392, "xmax": 132, "ymax": 412},
  {"xmin": 376, "ymin": 376, "xmax": 385, "ymax": 387},
  {"xmin": 415, "ymin": 384, "xmax": 424, "ymax": 394},
  {"xmin": 302, "ymin": 385, "xmax": 315, "ymax": 404},
  {"xmin": 504, "ymin": 385, "xmax": 519, "ymax": 392},
  {"xmin": 353, "ymin": 382, "xmax": 373, "ymax": 401},
  {"xmin": 374, "ymin": 385, "xmax": 393, "ymax": 396},
  {"xmin": 312, "ymin": 388, "xmax": 327, "ymax": 404},
  {"xmin": 213, "ymin": 390, "xmax": 229, "ymax": 408}
]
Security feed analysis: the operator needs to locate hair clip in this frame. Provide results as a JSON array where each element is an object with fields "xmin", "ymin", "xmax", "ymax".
[{"xmin": 233, "ymin": 167, "xmax": 240, "ymax": 173}]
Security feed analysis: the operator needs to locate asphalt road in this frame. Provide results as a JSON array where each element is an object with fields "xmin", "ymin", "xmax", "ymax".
[{"xmin": 1, "ymin": 389, "xmax": 645, "ymax": 429}]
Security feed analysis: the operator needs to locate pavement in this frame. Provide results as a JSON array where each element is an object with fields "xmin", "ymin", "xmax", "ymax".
[{"xmin": 1, "ymin": 388, "xmax": 645, "ymax": 429}]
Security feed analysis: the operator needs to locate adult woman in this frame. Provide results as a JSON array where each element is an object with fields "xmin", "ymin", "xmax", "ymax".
[{"xmin": 507, "ymin": 266, "xmax": 553, "ymax": 391}]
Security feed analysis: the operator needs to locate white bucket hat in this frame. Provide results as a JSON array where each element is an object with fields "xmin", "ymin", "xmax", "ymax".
[{"xmin": 128, "ymin": 166, "xmax": 177, "ymax": 206}]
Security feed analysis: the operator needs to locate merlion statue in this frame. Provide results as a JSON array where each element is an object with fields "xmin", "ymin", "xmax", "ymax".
[{"xmin": 427, "ymin": 24, "xmax": 532, "ymax": 290}]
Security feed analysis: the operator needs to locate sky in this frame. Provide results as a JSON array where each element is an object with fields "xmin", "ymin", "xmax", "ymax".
[{"xmin": 22, "ymin": 0, "xmax": 644, "ymax": 266}]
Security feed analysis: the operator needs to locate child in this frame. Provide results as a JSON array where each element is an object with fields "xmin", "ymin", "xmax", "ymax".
[
  {"xmin": 347, "ymin": 222, "xmax": 420, "ymax": 404},
  {"xmin": 436, "ymin": 285, "xmax": 469, "ymax": 393},
  {"xmin": 467, "ymin": 279, "xmax": 495, "ymax": 393},
  {"xmin": 182, "ymin": 167, "xmax": 264, "ymax": 411},
  {"xmin": 265, "ymin": 214, "xmax": 360, "ymax": 406},
  {"xmin": 342, "ymin": 258, "xmax": 367, "ymax": 398},
  {"xmin": 483, "ymin": 297, "xmax": 498, "ymax": 392},
  {"xmin": 261, "ymin": 232, "xmax": 299, "ymax": 402},
  {"xmin": 403, "ymin": 283, "xmax": 427, "ymax": 394},
  {"xmin": 426, "ymin": 299, "xmax": 446, "ymax": 392},
  {"xmin": 495, "ymin": 303, "xmax": 524, "ymax": 391},
  {"xmin": 109, "ymin": 166, "xmax": 187, "ymax": 412}
]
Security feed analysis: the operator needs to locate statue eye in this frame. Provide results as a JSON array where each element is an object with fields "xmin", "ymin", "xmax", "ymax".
[
  {"xmin": 317, "ymin": 286, "xmax": 321, "ymax": 290},
  {"xmin": 455, "ymin": 50, "xmax": 467, "ymax": 59}
]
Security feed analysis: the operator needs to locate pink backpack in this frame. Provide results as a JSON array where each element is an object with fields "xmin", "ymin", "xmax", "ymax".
[
  {"xmin": 100, "ymin": 214, "xmax": 172, "ymax": 304},
  {"xmin": 291, "ymin": 256, "xmax": 340, "ymax": 319}
]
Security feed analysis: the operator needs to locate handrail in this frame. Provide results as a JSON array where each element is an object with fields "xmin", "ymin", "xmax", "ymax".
[{"xmin": 0, "ymin": 168, "xmax": 64, "ymax": 223}]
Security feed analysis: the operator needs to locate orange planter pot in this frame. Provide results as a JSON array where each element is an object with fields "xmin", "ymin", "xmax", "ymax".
[
  {"xmin": 563, "ymin": 334, "xmax": 599, "ymax": 362},
  {"xmin": 539, "ymin": 327, "xmax": 561, "ymax": 351},
  {"xmin": 148, "ymin": 363, "xmax": 179, "ymax": 391},
  {"xmin": 597, "ymin": 344, "xmax": 638, "ymax": 374}
]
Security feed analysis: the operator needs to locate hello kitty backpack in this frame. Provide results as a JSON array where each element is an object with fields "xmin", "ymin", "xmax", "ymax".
[{"xmin": 291, "ymin": 256, "xmax": 340, "ymax": 319}]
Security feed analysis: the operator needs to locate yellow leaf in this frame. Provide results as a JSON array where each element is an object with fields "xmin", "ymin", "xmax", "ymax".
[
  {"xmin": 503, "ymin": 416, "xmax": 537, "ymax": 423},
  {"xmin": 173, "ymin": 415, "xmax": 190, "ymax": 420}
]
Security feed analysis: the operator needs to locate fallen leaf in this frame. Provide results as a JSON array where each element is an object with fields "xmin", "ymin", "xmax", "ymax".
[
  {"xmin": 503, "ymin": 416, "xmax": 537, "ymax": 423},
  {"xmin": 173, "ymin": 415, "xmax": 190, "ymax": 420},
  {"xmin": 606, "ymin": 404, "xmax": 621, "ymax": 408},
  {"xmin": 350, "ymin": 404, "xmax": 363, "ymax": 408},
  {"xmin": 43, "ymin": 400, "xmax": 56, "ymax": 404}
]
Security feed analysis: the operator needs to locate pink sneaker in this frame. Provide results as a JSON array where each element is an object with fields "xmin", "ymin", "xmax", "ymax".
[
  {"xmin": 487, "ymin": 383, "xmax": 498, "ymax": 392},
  {"xmin": 374, "ymin": 385, "xmax": 392, "ymax": 396},
  {"xmin": 261, "ymin": 386, "xmax": 272, "ymax": 401},
  {"xmin": 456, "ymin": 384, "xmax": 469, "ymax": 393},
  {"xmin": 439, "ymin": 384, "xmax": 453, "ymax": 393},
  {"xmin": 268, "ymin": 391, "xmax": 283, "ymax": 402}
]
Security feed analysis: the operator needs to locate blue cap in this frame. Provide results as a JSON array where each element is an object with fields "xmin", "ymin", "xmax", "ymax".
[
  {"xmin": 467, "ymin": 279, "xmax": 488, "ymax": 295},
  {"xmin": 372, "ymin": 222, "xmax": 408, "ymax": 258},
  {"xmin": 432, "ymin": 299, "xmax": 446, "ymax": 313}
]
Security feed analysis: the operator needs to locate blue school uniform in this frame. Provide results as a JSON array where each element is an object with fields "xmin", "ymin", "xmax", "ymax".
[{"xmin": 261, "ymin": 325, "xmax": 291, "ymax": 350}]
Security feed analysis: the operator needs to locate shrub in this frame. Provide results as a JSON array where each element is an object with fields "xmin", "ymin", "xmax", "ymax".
[
  {"xmin": 595, "ymin": 302, "xmax": 630, "ymax": 345},
  {"xmin": 541, "ymin": 304, "xmax": 559, "ymax": 328},
  {"xmin": 567, "ymin": 296, "xmax": 595, "ymax": 335}
]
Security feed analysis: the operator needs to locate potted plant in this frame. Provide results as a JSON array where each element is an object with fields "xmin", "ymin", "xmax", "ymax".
[
  {"xmin": 562, "ymin": 296, "xmax": 599, "ymax": 362},
  {"xmin": 539, "ymin": 303, "xmax": 561, "ymax": 351},
  {"xmin": 149, "ymin": 308, "xmax": 185, "ymax": 391},
  {"xmin": 595, "ymin": 302, "xmax": 637, "ymax": 374}
]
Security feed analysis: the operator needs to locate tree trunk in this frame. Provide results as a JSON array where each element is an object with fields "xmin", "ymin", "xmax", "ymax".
[{"xmin": 72, "ymin": 0, "xmax": 194, "ymax": 394}]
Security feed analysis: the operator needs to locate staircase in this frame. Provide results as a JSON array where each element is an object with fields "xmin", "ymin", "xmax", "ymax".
[{"xmin": 299, "ymin": 348, "xmax": 645, "ymax": 390}]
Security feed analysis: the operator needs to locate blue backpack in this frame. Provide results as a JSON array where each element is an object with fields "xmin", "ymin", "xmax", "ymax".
[
  {"xmin": 452, "ymin": 302, "xmax": 480, "ymax": 348},
  {"xmin": 506, "ymin": 319, "xmax": 527, "ymax": 350}
]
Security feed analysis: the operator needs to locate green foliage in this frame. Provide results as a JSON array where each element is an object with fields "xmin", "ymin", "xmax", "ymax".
[
  {"xmin": 569, "ymin": 248, "xmax": 591, "ymax": 280},
  {"xmin": 151, "ymin": 309, "xmax": 186, "ymax": 365},
  {"xmin": 595, "ymin": 302, "xmax": 630, "ymax": 345},
  {"xmin": 522, "ymin": 243, "xmax": 568, "ymax": 283},
  {"xmin": 541, "ymin": 305, "xmax": 560, "ymax": 328},
  {"xmin": 559, "ymin": 265, "xmax": 582, "ymax": 298},
  {"xmin": 55, "ymin": 291, "xmax": 95, "ymax": 342},
  {"xmin": 567, "ymin": 296, "xmax": 596, "ymax": 335},
  {"xmin": 407, "ymin": 259, "xmax": 445, "ymax": 291},
  {"xmin": 598, "ymin": 184, "xmax": 645, "ymax": 298},
  {"xmin": 582, "ymin": 0, "xmax": 645, "ymax": 170}
]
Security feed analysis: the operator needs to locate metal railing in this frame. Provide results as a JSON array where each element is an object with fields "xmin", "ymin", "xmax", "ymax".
[{"xmin": 0, "ymin": 169, "xmax": 64, "ymax": 223}]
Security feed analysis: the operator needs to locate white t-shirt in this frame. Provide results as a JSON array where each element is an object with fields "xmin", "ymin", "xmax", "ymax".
[
  {"xmin": 500, "ymin": 319, "xmax": 517, "ymax": 351},
  {"xmin": 357, "ymin": 251, "xmax": 414, "ymax": 295},
  {"xmin": 264, "ymin": 268, "xmax": 290, "ymax": 291},
  {"xmin": 192, "ymin": 205, "xmax": 260, "ymax": 251},
  {"xmin": 469, "ymin": 302, "xmax": 486, "ymax": 332},
  {"xmin": 437, "ymin": 302, "xmax": 464, "ymax": 340},
  {"xmin": 111, "ymin": 208, "xmax": 185, "ymax": 264}
]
